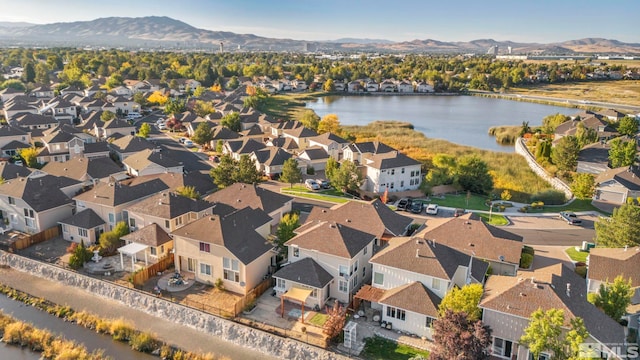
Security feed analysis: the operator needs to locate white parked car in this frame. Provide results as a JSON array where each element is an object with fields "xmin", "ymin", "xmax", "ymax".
[
  {"xmin": 157, "ymin": 123, "xmax": 167, "ymax": 130},
  {"xmin": 305, "ymin": 179, "xmax": 320, "ymax": 190},
  {"xmin": 425, "ymin": 204, "xmax": 439, "ymax": 215},
  {"xmin": 184, "ymin": 140, "xmax": 194, "ymax": 148}
]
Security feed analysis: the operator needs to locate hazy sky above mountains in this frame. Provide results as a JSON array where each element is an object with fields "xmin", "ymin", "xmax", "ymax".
[{"xmin": 0, "ymin": 0, "xmax": 637, "ymax": 43}]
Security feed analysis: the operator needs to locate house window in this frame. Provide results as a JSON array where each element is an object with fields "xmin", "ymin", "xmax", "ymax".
[
  {"xmin": 390, "ymin": 182, "xmax": 394, "ymax": 189},
  {"xmin": 373, "ymin": 272, "xmax": 384, "ymax": 285},
  {"xmin": 390, "ymin": 169, "xmax": 395, "ymax": 175},
  {"xmin": 386, "ymin": 306, "xmax": 406, "ymax": 321},
  {"xmin": 338, "ymin": 280, "xmax": 348, "ymax": 293},
  {"xmin": 425, "ymin": 316, "xmax": 435, "ymax": 328},
  {"xmin": 108, "ymin": 213, "xmax": 115, "ymax": 223},
  {"xmin": 199, "ymin": 242, "xmax": 210, "ymax": 253},
  {"xmin": 292, "ymin": 246, "xmax": 299, "ymax": 257},
  {"xmin": 187, "ymin": 258, "xmax": 196, "ymax": 272},
  {"xmin": 23, "ymin": 208, "xmax": 34, "ymax": 218},
  {"xmin": 339, "ymin": 265, "xmax": 349, "ymax": 277},
  {"xmin": 8, "ymin": 197, "xmax": 14, "ymax": 205},
  {"xmin": 362, "ymin": 266, "xmax": 366, "ymax": 278},
  {"xmin": 432, "ymin": 278, "xmax": 441, "ymax": 290},
  {"xmin": 351, "ymin": 274, "xmax": 358, "ymax": 288},
  {"xmin": 223, "ymin": 257, "xmax": 240, "ymax": 282},
  {"xmin": 200, "ymin": 263, "xmax": 212, "ymax": 276},
  {"xmin": 400, "ymin": 181, "xmax": 404, "ymax": 187},
  {"xmin": 353, "ymin": 260, "xmax": 358, "ymax": 273},
  {"xmin": 401, "ymin": 168, "xmax": 405, "ymax": 174},
  {"xmin": 62, "ymin": 224, "xmax": 68, "ymax": 233},
  {"xmin": 410, "ymin": 171, "xmax": 415, "ymax": 177},
  {"xmin": 175, "ymin": 217, "xmax": 183, "ymax": 227},
  {"xmin": 276, "ymin": 278, "xmax": 286, "ymax": 289},
  {"xmin": 529, "ymin": 354, "xmax": 549, "ymax": 360},
  {"xmin": 78, "ymin": 228, "xmax": 87, "ymax": 237},
  {"xmin": 150, "ymin": 247, "xmax": 157, "ymax": 256},
  {"xmin": 363, "ymin": 245, "xmax": 367, "ymax": 255},
  {"xmin": 129, "ymin": 218, "xmax": 135, "ymax": 228},
  {"xmin": 165, "ymin": 220, "xmax": 170, "ymax": 229},
  {"xmin": 493, "ymin": 338, "xmax": 513, "ymax": 358}
]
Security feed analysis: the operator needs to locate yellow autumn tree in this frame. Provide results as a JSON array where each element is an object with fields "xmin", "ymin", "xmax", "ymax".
[
  {"xmin": 318, "ymin": 114, "xmax": 340, "ymax": 134},
  {"xmin": 147, "ymin": 91, "xmax": 168, "ymax": 106}
]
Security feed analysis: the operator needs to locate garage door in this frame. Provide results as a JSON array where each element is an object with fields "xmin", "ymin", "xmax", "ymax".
[{"xmin": 598, "ymin": 190, "xmax": 624, "ymax": 203}]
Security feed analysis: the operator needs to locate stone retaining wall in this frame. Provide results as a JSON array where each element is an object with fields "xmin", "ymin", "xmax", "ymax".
[
  {"xmin": 515, "ymin": 137, "xmax": 573, "ymax": 200},
  {"xmin": 0, "ymin": 251, "xmax": 347, "ymax": 360}
]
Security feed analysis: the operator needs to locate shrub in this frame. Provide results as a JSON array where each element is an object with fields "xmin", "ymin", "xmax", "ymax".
[
  {"xmin": 519, "ymin": 253, "xmax": 533, "ymax": 269},
  {"xmin": 129, "ymin": 331, "xmax": 159, "ymax": 353},
  {"xmin": 575, "ymin": 265, "xmax": 587, "ymax": 279},
  {"xmin": 110, "ymin": 318, "xmax": 135, "ymax": 341},
  {"xmin": 522, "ymin": 246, "xmax": 535, "ymax": 255},
  {"xmin": 518, "ymin": 206, "xmax": 529, "ymax": 213},
  {"xmin": 306, "ymin": 166, "xmax": 315, "ymax": 175},
  {"xmin": 531, "ymin": 189, "xmax": 566, "ymax": 205},
  {"xmin": 215, "ymin": 278, "xmax": 225, "ymax": 291}
]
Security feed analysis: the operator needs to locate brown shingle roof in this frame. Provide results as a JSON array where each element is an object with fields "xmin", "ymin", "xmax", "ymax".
[
  {"xmin": 420, "ymin": 214, "xmax": 523, "ymax": 265},
  {"xmin": 285, "ymin": 221, "xmax": 375, "ymax": 259},
  {"xmin": 121, "ymin": 223, "xmax": 172, "ymax": 247},
  {"xmin": 378, "ymin": 282, "xmax": 440, "ymax": 317},
  {"xmin": 588, "ymin": 247, "xmax": 640, "ymax": 287},
  {"xmin": 480, "ymin": 264, "xmax": 624, "ymax": 345},
  {"xmin": 204, "ymin": 183, "xmax": 292, "ymax": 215}
]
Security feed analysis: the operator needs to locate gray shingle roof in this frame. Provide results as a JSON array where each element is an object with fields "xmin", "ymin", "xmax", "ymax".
[
  {"xmin": 0, "ymin": 162, "xmax": 31, "ymax": 180},
  {"xmin": 273, "ymin": 257, "xmax": 333, "ymax": 289},
  {"xmin": 378, "ymin": 282, "xmax": 441, "ymax": 317},
  {"xmin": 123, "ymin": 149, "xmax": 182, "ymax": 170},
  {"xmin": 109, "ymin": 135, "xmax": 156, "ymax": 153},
  {"xmin": 74, "ymin": 178, "xmax": 169, "ymax": 206},
  {"xmin": 300, "ymin": 146, "xmax": 329, "ymax": 161},
  {"xmin": 42, "ymin": 157, "xmax": 123, "ymax": 181},
  {"xmin": 121, "ymin": 223, "xmax": 172, "ymax": 247},
  {"xmin": 204, "ymin": 183, "xmax": 292, "ymax": 214},
  {"xmin": 286, "ymin": 221, "xmax": 375, "ymax": 259},
  {"xmin": 596, "ymin": 166, "xmax": 640, "ymax": 191},
  {"xmin": 0, "ymin": 175, "xmax": 75, "ymax": 211},
  {"xmin": 127, "ymin": 192, "xmax": 214, "ymax": 219},
  {"xmin": 171, "ymin": 207, "xmax": 273, "ymax": 265},
  {"xmin": 122, "ymin": 172, "xmax": 216, "ymax": 196},
  {"xmin": 59, "ymin": 209, "xmax": 105, "ymax": 228}
]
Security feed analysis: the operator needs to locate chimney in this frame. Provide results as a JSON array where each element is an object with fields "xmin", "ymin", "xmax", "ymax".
[{"xmin": 566, "ymin": 283, "xmax": 571, "ymax": 297}]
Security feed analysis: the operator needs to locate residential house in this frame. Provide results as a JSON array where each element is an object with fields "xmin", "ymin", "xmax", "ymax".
[
  {"xmin": 240, "ymin": 124, "xmax": 265, "ymax": 141},
  {"xmin": 84, "ymin": 84, "xmax": 102, "ymax": 98},
  {"xmin": 277, "ymin": 220, "xmax": 376, "ymax": 306},
  {"xmin": 110, "ymin": 86, "xmax": 132, "ymax": 97},
  {"xmin": 30, "ymin": 85, "xmax": 54, "ymax": 99},
  {"xmin": 344, "ymin": 141, "xmax": 422, "ymax": 193},
  {"xmin": 210, "ymin": 125, "xmax": 240, "ymax": 148},
  {"xmin": 587, "ymin": 247, "xmax": 640, "ymax": 340},
  {"xmin": 396, "ymin": 80, "xmax": 413, "ymax": 93},
  {"xmin": 347, "ymin": 80, "xmax": 363, "ymax": 93},
  {"xmin": 366, "ymin": 80, "xmax": 379, "ymax": 92},
  {"xmin": 222, "ymin": 139, "xmax": 266, "ymax": 161},
  {"xmin": 120, "ymin": 223, "xmax": 174, "ymax": 264},
  {"xmin": 333, "ymin": 80, "xmax": 345, "ymax": 91},
  {"xmin": 598, "ymin": 109, "xmax": 627, "ymax": 122},
  {"xmin": 359, "ymin": 237, "xmax": 488, "ymax": 339},
  {"xmin": 595, "ymin": 166, "xmax": 640, "ymax": 204},
  {"xmin": 41, "ymin": 157, "xmax": 127, "ymax": 186},
  {"xmin": 266, "ymin": 137, "xmax": 299, "ymax": 153},
  {"xmin": 480, "ymin": 264, "xmax": 625, "ymax": 360},
  {"xmin": 414, "ymin": 81, "xmax": 434, "ymax": 93},
  {"xmin": 0, "ymin": 126, "xmax": 31, "ymax": 154},
  {"xmin": 250, "ymin": 147, "xmax": 295, "ymax": 179},
  {"xmin": 108, "ymin": 135, "xmax": 157, "ymax": 162},
  {"xmin": 297, "ymin": 146, "xmax": 329, "ymax": 171},
  {"xmin": 94, "ymin": 119, "xmax": 136, "ymax": 140},
  {"xmin": 0, "ymin": 87, "xmax": 24, "ymax": 103},
  {"xmin": 60, "ymin": 85, "xmax": 84, "ymax": 97},
  {"xmin": 305, "ymin": 198, "xmax": 413, "ymax": 244},
  {"xmin": 379, "ymin": 80, "xmax": 396, "ymax": 92},
  {"xmin": 270, "ymin": 120, "xmax": 303, "ymax": 138},
  {"xmin": 122, "ymin": 172, "xmax": 216, "ymax": 197},
  {"xmin": 73, "ymin": 178, "xmax": 169, "ymax": 230},
  {"xmin": 282, "ymin": 126, "xmax": 318, "ymax": 150},
  {"xmin": 59, "ymin": 209, "xmax": 106, "ymax": 244},
  {"xmin": 36, "ymin": 126, "xmax": 86, "ymax": 164},
  {"xmin": 122, "ymin": 149, "xmax": 183, "ymax": 177},
  {"xmin": 82, "ymin": 141, "xmax": 111, "ymax": 160},
  {"xmin": 0, "ymin": 173, "xmax": 80, "ymax": 233},
  {"xmin": 3, "ymin": 100, "xmax": 38, "ymax": 120},
  {"xmin": 0, "ymin": 162, "xmax": 31, "ymax": 180},
  {"xmin": 172, "ymin": 207, "xmax": 276, "ymax": 295},
  {"xmin": 577, "ymin": 141, "xmax": 611, "ymax": 174},
  {"xmin": 126, "ymin": 191, "xmax": 216, "ymax": 234},
  {"xmin": 292, "ymin": 79, "xmax": 308, "ymax": 91},
  {"xmin": 13, "ymin": 113, "xmax": 58, "ymax": 133},
  {"xmin": 554, "ymin": 116, "xmax": 617, "ymax": 143},
  {"xmin": 45, "ymin": 98, "xmax": 76, "ymax": 122},
  {"xmin": 419, "ymin": 213, "xmax": 523, "ymax": 276},
  {"xmin": 308, "ymin": 132, "xmax": 349, "ymax": 160},
  {"xmin": 77, "ymin": 111, "xmax": 105, "ymax": 133},
  {"xmin": 203, "ymin": 183, "xmax": 293, "ymax": 227}
]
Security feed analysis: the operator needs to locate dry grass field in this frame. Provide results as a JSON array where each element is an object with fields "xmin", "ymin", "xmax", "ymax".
[{"xmin": 509, "ymin": 80, "xmax": 640, "ymax": 106}]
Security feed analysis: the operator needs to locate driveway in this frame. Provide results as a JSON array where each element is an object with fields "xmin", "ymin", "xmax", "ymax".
[{"xmin": 527, "ymin": 245, "xmax": 575, "ymax": 270}]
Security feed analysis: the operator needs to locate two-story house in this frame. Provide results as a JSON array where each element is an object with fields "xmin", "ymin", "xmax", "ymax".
[
  {"xmin": 419, "ymin": 213, "xmax": 523, "ymax": 276},
  {"xmin": 122, "ymin": 149, "xmax": 183, "ymax": 177},
  {"xmin": 73, "ymin": 178, "xmax": 169, "ymax": 231},
  {"xmin": 480, "ymin": 264, "xmax": 624, "ymax": 360},
  {"xmin": 0, "ymin": 126, "xmax": 31, "ymax": 156},
  {"xmin": 172, "ymin": 207, "xmax": 276, "ymax": 295},
  {"xmin": 36, "ymin": 126, "xmax": 85, "ymax": 164},
  {"xmin": 344, "ymin": 141, "xmax": 422, "ymax": 193},
  {"xmin": 250, "ymin": 147, "xmax": 295, "ymax": 179},
  {"xmin": 0, "ymin": 173, "xmax": 80, "ymax": 233},
  {"xmin": 94, "ymin": 119, "xmax": 136, "ymax": 140},
  {"xmin": 587, "ymin": 247, "xmax": 640, "ymax": 341},
  {"xmin": 41, "ymin": 157, "xmax": 127, "ymax": 187},
  {"xmin": 282, "ymin": 126, "xmax": 319, "ymax": 150},
  {"xmin": 222, "ymin": 139, "xmax": 266, "ymax": 161},
  {"xmin": 122, "ymin": 172, "xmax": 216, "ymax": 198},
  {"xmin": 308, "ymin": 132, "xmax": 349, "ymax": 160},
  {"xmin": 108, "ymin": 135, "xmax": 157, "ymax": 162},
  {"xmin": 360, "ymin": 237, "xmax": 488, "ymax": 339},
  {"xmin": 203, "ymin": 183, "xmax": 293, "ymax": 228},
  {"xmin": 275, "ymin": 220, "xmax": 376, "ymax": 307}
]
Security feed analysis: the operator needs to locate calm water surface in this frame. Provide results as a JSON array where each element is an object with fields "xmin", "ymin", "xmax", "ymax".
[{"xmin": 306, "ymin": 95, "xmax": 577, "ymax": 152}]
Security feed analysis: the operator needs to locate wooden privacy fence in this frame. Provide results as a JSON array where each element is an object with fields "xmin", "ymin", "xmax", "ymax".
[
  {"xmin": 131, "ymin": 254, "xmax": 174, "ymax": 286},
  {"xmin": 10, "ymin": 225, "xmax": 60, "ymax": 251}
]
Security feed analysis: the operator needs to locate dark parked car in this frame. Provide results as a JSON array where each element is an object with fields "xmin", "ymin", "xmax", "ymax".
[
  {"xmin": 409, "ymin": 201, "xmax": 424, "ymax": 214},
  {"xmin": 454, "ymin": 208, "xmax": 465, "ymax": 217},
  {"xmin": 397, "ymin": 198, "xmax": 413, "ymax": 211},
  {"xmin": 316, "ymin": 179, "xmax": 330, "ymax": 189},
  {"xmin": 560, "ymin": 211, "xmax": 582, "ymax": 225}
]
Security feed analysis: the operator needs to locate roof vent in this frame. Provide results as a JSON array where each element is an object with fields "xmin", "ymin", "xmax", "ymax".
[
  {"xmin": 519, "ymin": 292, "xmax": 525, "ymax": 297},
  {"xmin": 566, "ymin": 283, "xmax": 571, "ymax": 297},
  {"xmin": 416, "ymin": 239, "xmax": 422, "ymax": 245},
  {"xmin": 468, "ymin": 243, "xmax": 474, "ymax": 247},
  {"xmin": 346, "ymin": 219, "xmax": 351, "ymax": 223},
  {"xmin": 415, "ymin": 248, "xmax": 419, "ymax": 258},
  {"xmin": 322, "ymin": 209, "xmax": 327, "ymax": 213}
]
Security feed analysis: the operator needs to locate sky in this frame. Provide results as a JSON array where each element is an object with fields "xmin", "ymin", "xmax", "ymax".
[{"xmin": 0, "ymin": 0, "xmax": 638, "ymax": 44}]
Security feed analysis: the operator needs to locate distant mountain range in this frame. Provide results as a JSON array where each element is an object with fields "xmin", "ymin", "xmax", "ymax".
[{"xmin": 0, "ymin": 16, "xmax": 638, "ymax": 54}]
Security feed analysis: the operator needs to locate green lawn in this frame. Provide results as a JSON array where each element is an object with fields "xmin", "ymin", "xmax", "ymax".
[
  {"xmin": 307, "ymin": 313, "xmax": 328, "ymax": 327},
  {"xmin": 288, "ymin": 184, "xmax": 350, "ymax": 197},
  {"xmin": 522, "ymin": 199, "xmax": 605, "ymax": 214},
  {"xmin": 423, "ymin": 194, "xmax": 490, "ymax": 211},
  {"xmin": 565, "ymin": 247, "xmax": 589, "ymax": 263},
  {"xmin": 361, "ymin": 336, "xmax": 430, "ymax": 360},
  {"xmin": 474, "ymin": 212, "xmax": 509, "ymax": 226}
]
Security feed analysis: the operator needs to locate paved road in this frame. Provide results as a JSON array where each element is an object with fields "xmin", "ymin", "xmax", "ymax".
[{"xmin": 472, "ymin": 91, "xmax": 640, "ymax": 112}]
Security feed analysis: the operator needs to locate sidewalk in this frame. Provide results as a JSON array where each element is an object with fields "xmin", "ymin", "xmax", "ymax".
[{"xmin": 0, "ymin": 267, "xmax": 275, "ymax": 360}]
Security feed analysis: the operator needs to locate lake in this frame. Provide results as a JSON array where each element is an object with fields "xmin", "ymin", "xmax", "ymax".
[{"xmin": 306, "ymin": 95, "xmax": 577, "ymax": 152}]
